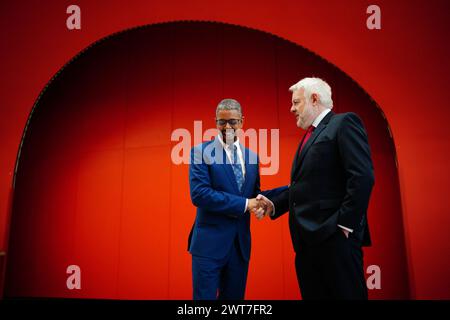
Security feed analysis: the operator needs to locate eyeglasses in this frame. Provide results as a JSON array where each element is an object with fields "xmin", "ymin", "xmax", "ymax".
[{"xmin": 216, "ymin": 119, "xmax": 242, "ymax": 126}]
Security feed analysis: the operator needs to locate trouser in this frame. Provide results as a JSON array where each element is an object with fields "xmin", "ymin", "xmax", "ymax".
[
  {"xmin": 192, "ymin": 237, "xmax": 249, "ymax": 300},
  {"xmin": 295, "ymin": 229, "xmax": 368, "ymax": 300}
]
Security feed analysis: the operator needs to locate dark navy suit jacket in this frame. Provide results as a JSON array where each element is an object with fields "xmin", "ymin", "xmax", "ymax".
[{"xmin": 270, "ymin": 112, "xmax": 374, "ymax": 249}]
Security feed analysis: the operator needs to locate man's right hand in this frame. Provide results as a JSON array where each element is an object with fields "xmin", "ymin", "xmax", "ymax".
[
  {"xmin": 247, "ymin": 198, "xmax": 267, "ymax": 218},
  {"xmin": 247, "ymin": 196, "xmax": 273, "ymax": 220},
  {"xmin": 247, "ymin": 198, "xmax": 260, "ymax": 213},
  {"xmin": 254, "ymin": 194, "xmax": 274, "ymax": 219}
]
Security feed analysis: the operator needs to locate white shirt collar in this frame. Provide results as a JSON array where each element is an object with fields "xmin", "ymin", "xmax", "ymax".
[
  {"xmin": 216, "ymin": 134, "xmax": 246, "ymax": 175},
  {"xmin": 312, "ymin": 108, "xmax": 331, "ymax": 128}
]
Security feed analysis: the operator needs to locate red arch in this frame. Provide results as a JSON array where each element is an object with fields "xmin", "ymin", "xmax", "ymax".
[{"xmin": 4, "ymin": 21, "xmax": 409, "ymax": 299}]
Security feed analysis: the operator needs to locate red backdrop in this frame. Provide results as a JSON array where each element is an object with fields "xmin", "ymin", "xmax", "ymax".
[{"xmin": 0, "ymin": 1, "xmax": 449, "ymax": 299}]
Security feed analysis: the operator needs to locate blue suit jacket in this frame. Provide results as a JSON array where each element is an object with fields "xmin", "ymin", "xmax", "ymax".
[{"xmin": 188, "ymin": 138, "xmax": 287, "ymax": 262}]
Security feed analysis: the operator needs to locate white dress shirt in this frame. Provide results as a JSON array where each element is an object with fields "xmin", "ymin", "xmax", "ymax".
[{"xmin": 216, "ymin": 134, "xmax": 248, "ymax": 213}]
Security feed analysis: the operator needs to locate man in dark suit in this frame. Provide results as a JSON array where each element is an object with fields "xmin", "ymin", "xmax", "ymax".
[
  {"xmin": 188, "ymin": 99, "xmax": 286, "ymax": 300},
  {"xmin": 256, "ymin": 78, "xmax": 374, "ymax": 299}
]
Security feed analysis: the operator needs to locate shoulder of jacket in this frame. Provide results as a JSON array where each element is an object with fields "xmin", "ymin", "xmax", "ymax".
[
  {"xmin": 192, "ymin": 139, "xmax": 215, "ymax": 151},
  {"xmin": 331, "ymin": 112, "xmax": 361, "ymax": 124}
]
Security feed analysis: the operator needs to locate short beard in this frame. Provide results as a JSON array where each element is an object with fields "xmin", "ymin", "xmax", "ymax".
[
  {"xmin": 298, "ymin": 103, "xmax": 315, "ymax": 129},
  {"xmin": 222, "ymin": 128, "xmax": 236, "ymax": 144}
]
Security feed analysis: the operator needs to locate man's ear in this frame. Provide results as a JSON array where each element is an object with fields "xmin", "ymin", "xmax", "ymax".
[{"xmin": 311, "ymin": 93, "xmax": 319, "ymax": 106}]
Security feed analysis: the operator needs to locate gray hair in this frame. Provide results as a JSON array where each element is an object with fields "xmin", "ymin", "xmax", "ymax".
[
  {"xmin": 216, "ymin": 99, "xmax": 242, "ymax": 117},
  {"xmin": 289, "ymin": 77, "xmax": 333, "ymax": 109}
]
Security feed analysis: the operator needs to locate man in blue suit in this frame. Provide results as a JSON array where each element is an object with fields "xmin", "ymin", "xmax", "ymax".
[{"xmin": 188, "ymin": 99, "xmax": 287, "ymax": 300}]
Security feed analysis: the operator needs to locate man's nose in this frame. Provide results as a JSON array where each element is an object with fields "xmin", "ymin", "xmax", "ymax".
[
  {"xmin": 290, "ymin": 105, "xmax": 296, "ymax": 113},
  {"xmin": 225, "ymin": 122, "xmax": 232, "ymax": 129}
]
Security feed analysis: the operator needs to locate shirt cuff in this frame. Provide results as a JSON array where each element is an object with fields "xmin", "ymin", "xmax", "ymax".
[
  {"xmin": 244, "ymin": 199, "xmax": 249, "ymax": 213},
  {"xmin": 337, "ymin": 224, "xmax": 353, "ymax": 233}
]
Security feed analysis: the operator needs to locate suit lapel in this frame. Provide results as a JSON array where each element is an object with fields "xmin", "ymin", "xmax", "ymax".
[
  {"xmin": 291, "ymin": 111, "xmax": 334, "ymax": 182},
  {"xmin": 290, "ymin": 135, "xmax": 306, "ymax": 180},
  {"xmin": 240, "ymin": 145, "xmax": 252, "ymax": 194}
]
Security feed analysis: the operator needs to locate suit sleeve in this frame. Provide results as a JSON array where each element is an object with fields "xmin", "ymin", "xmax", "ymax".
[
  {"xmin": 189, "ymin": 146, "xmax": 247, "ymax": 216},
  {"xmin": 269, "ymin": 187, "xmax": 290, "ymax": 220},
  {"xmin": 336, "ymin": 113, "xmax": 375, "ymax": 231}
]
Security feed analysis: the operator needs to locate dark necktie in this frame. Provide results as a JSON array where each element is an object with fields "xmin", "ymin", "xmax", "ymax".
[
  {"xmin": 294, "ymin": 125, "xmax": 315, "ymax": 170},
  {"xmin": 300, "ymin": 125, "xmax": 315, "ymax": 153}
]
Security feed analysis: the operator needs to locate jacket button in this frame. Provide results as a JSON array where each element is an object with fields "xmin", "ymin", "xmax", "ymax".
[{"xmin": 293, "ymin": 202, "xmax": 296, "ymax": 206}]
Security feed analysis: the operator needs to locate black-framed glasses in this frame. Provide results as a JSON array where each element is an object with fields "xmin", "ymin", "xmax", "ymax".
[{"xmin": 216, "ymin": 119, "xmax": 242, "ymax": 126}]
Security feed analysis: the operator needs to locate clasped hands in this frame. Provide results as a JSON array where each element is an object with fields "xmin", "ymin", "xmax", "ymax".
[{"xmin": 247, "ymin": 194, "xmax": 273, "ymax": 220}]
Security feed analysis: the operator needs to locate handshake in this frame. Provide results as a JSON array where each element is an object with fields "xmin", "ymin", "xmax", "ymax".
[{"xmin": 247, "ymin": 194, "xmax": 273, "ymax": 220}]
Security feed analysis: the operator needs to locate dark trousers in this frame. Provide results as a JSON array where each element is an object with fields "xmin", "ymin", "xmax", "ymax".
[
  {"xmin": 192, "ymin": 237, "xmax": 249, "ymax": 300},
  {"xmin": 295, "ymin": 229, "xmax": 368, "ymax": 300}
]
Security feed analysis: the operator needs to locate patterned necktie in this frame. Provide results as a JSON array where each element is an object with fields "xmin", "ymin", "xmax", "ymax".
[{"xmin": 231, "ymin": 144, "xmax": 244, "ymax": 193}]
